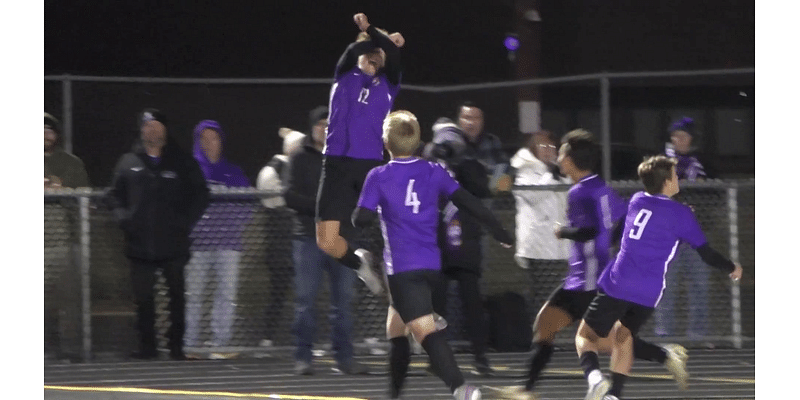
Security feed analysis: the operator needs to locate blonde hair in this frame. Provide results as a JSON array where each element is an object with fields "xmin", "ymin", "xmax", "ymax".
[
  {"xmin": 383, "ymin": 110, "xmax": 420, "ymax": 157},
  {"xmin": 638, "ymin": 155, "xmax": 677, "ymax": 194}
]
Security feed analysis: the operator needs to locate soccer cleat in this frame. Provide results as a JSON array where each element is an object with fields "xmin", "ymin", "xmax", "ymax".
[
  {"xmin": 585, "ymin": 377, "xmax": 610, "ymax": 400},
  {"xmin": 354, "ymin": 249, "xmax": 384, "ymax": 295},
  {"xmin": 497, "ymin": 385, "xmax": 540, "ymax": 400},
  {"xmin": 602, "ymin": 395, "xmax": 619, "ymax": 400},
  {"xmin": 294, "ymin": 360, "xmax": 314, "ymax": 375},
  {"xmin": 453, "ymin": 384, "xmax": 482, "ymax": 400},
  {"xmin": 332, "ymin": 359, "xmax": 369, "ymax": 375},
  {"xmin": 663, "ymin": 344, "xmax": 689, "ymax": 390}
]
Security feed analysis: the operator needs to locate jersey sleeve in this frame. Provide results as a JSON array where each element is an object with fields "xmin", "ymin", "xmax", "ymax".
[
  {"xmin": 434, "ymin": 163, "xmax": 461, "ymax": 197},
  {"xmin": 357, "ymin": 168, "xmax": 381, "ymax": 211},
  {"xmin": 675, "ymin": 204, "xmax": 708, "ymax": 248}
]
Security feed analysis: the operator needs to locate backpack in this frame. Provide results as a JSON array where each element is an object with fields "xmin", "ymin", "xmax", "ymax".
[{"xmin": 485, "ymin": 291, "xmax": 533, "ymax": 352}]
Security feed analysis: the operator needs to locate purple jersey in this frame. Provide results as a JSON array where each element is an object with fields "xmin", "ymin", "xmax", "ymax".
[
  {"xmin": 357, "ymin": 157, "xmax": 460, "ymax": 275},
  {"xmin": 325, "ymin": 67, "xmax": 400, "ymax": 160},
  {"xmin": 598, "ymin": 191, "xmax": 708, "ymax": 307},
  {"xmin": 564, "ymin": 175, "xmax": 627, "ymax": 291}
]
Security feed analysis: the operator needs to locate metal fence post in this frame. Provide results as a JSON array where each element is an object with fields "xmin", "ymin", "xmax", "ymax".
[
  {"xmin": 61, "ymin": 75, "xmax": 73, "ymax": 154},
  {"xmin": 600, "ymin": 74, "xmax": 612, "ymax": 181},
  {"xmin": 79, "ymin": 194, "xmax": 92, "ymax": 360},
  {"xmin": 727, "ymin": 186, "xmax": 742, "ymax": 349}
]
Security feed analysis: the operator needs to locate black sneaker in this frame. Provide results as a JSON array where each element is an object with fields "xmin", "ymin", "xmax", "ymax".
[
  {"xmin": 169, "ymin": 350, "xmax": 189, "ymax": 361},
  {"xmin": 295, "ymin": 361, "xmax": 314, "ymax": 375},
  {"xmin": 130, "ymin": 350, "xmax": 158, "ymax": 360},
  {"xmin": 472, "ymin": 355, "xmax": 494, "ymax": 376}
]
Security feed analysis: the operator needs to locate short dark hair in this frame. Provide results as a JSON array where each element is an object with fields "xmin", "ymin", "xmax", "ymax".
[
  {"xmin": 561, "ymin": 129, "xmax": 599, "ymax": 172},
  {"xmin": 457, "ymin": 100, "xmax": 483, "ymax": 115},
  {"xmin": 638, "ymin": 155, "xmax": 677, "ymax": 194}
]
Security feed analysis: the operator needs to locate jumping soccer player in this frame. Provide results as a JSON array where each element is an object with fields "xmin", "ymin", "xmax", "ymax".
[
  {"xmin": 352, "ymin": 110, "xmax": 513, "ymax": 400},
  {"xmin": 316, "ymin": 13, "xmax": 405, "ymax": 294},
  {"xmin": 575, "ymin": 155, "xmax": 742, "ymax": 400}
]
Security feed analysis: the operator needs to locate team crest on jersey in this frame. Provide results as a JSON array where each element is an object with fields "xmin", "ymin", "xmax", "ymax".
[{"xmin": 372, "ymin": 77, "xmax": 380, "ymax": 86}]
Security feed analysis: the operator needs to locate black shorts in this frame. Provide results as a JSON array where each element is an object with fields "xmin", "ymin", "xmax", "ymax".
[
  {"xmin": 546, "ymin": 283, "xmax": 598, "ymax": 322},
  {"xmin": 316, "ymin": 155, "xmax": 384, "ymax": 225},
  {"xmin": 387, "ymin": 269, "xmax": 445, "ymax": 323},
  {"xmin": 582, "ymin": 291, "xmax": 654, "ymax": 338}
]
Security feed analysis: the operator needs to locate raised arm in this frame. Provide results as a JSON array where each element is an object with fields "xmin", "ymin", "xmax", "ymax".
[
  {"xmin": 353, "ymin": 13, "xmax": 402, "ymax": 85},
  {"xmin": 449, "ymin": 188, "xmax": 512, "ymax": 246}
]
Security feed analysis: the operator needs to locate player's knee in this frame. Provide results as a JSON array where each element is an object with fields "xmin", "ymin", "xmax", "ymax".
[
  {"xmin": 407, "ymin": 315, "xmax": 436, "ymax": 342},
  {"xmin": 612, "ymin": 322, "xmax": 632, "ymax": 345}
]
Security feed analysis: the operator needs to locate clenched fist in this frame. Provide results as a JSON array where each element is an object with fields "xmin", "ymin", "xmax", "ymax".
[{"xmin": 353, "ymin": 13, "xmax": 370, "ymax": 31}]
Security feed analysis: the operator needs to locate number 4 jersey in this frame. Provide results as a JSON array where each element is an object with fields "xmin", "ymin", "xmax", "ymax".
[
  {"xmin": 356, "ymin": 157, "xmax": 460, "ymax": 276},
  {"xmin": 598, "ymin": 191, "xmax": 708, "ymax": 308}
]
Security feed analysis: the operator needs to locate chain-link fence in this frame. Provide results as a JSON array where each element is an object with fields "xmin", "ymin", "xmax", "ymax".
[{"xmin": 44, "ymin": 180, "xmax": 754, "ymax": 361}]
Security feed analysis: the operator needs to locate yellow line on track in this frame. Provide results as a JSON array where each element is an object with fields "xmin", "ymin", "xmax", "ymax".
[
  {"xmin": 542, "ymin": 369, "xmax": 755, "ymax": 384},
  {"xmin": 44, "ymin": 385, "xmax": 368, "ymax": 400}
]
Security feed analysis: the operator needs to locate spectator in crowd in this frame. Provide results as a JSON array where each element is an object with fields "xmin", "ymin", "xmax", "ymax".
[
  {"xmin": 284, "ymin": 106, "xmax": 366, "ymax": 375},
  {"xmin": 44, "ymin": 111, "xmax": 89, "ymax": 359},
  {"xmin": 653, "ymin": 117, "xmax": 711, "ymax": 343},
  {"xmin": 108, "ymin": 108, "xmax": 209, "ymax": 360},
  {"xmin": 184, "ymin": 120, "xmax": 252, "ymax": 357},
  {"xmin": 509, "ymin": 131, "xmax": 571, "ymax": 310},
  {"xmin": 44, "ymin": 112, "xmax": 90, "ymax": 189},
  {"xmin": 255, "ymin": 126, "xmax": 305, "ymax": 349},
  {"xmin": 424, "ymin": 118, "xmax": 495, "ymax": 375},
  {"xmin": 315, "ymin": 13, "xmax": 404, "ymax": 295},
  {"xmin": 256, "ymin": 127, "xmax": 306, "ymax": 208},
  {"xmin": 455, "ymin": 102, "xmax": 511, "ymax": 193}
]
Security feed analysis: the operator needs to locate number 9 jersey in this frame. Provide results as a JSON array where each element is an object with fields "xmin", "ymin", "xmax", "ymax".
[
  {"xmin": 356, "ymin": 157, "xmax": 460, "ymax": 276},
  {"xmin": 598, "ymin": 191, "xmax": 708, "ymax": 308}
]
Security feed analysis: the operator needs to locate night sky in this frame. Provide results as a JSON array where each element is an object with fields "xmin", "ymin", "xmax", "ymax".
[{"xmin": 45, "ymin": 0, "xmax": 754, "ymax": 82}]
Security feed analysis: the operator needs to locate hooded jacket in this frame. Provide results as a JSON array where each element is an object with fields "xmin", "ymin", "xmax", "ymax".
[
  {"xmin": 108, "ymin": 117, "xmax": 210, "ymax": 261},
  {"xmin": 510, "ymin": 147, "xmax": 571, "ymax": 261},
  {"xmin": 190, "ymin": 120, "xmax": 253, "ymax": 251}
]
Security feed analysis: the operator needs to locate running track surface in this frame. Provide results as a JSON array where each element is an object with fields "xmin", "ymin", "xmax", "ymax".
[{"xmin": 45, "ymin": 348, "xmax": 755, "ymax": 400}]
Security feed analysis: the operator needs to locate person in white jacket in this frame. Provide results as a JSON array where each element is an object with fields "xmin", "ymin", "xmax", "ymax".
[{"xmin": 511, "ymin": 130, "xmax": 571, "ymax": 270}]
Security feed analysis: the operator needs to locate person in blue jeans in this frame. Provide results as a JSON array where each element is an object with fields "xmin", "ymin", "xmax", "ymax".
[
  {"xmin": 653, "ymin": 117, "xmax": 710, "ymax": 342},
  {"xmin": 283, "ymin": 106, "xmax": 367, "ymax": 375}
]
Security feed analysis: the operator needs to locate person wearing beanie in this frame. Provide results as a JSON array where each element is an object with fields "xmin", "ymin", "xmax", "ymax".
[
  {"xmin": 107, "ymin": 108, "xmax": 210, "ymax": 361},
  {"xmin": 44, "ymin": 112, "xmax": 90, "ymax": 189},
  {"xmin": 184, "ymin": 120, "xmax": 252, "ymax": 356},
  {"xmin": 653, "ymin": 116, "xmax": 712, "ymax": 344},
  {"xmin": 281, "ymin": 106, "xmax": 367, "ymax": 375}
]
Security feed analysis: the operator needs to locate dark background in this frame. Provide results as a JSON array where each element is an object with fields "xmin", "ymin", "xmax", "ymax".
[
  {"xmin": 44, "ymin": 0, "xmax": 755, "ymax": 186},
  {"xmin": 45, "ymin": 0, "xmax": 754, "ymax": 81}
]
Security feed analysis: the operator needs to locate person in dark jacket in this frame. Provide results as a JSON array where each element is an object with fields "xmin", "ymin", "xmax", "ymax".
[
  {"xmin": 108, "ymin": 108, "xmax": 210, "ymax": 360},
  {"xmin": 425, "ymin": 118, "xmax": 495, "ymax": 376},
  {"xmin": 283, "ymin": 106, "xmax": 366, "ymax": 375}
]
